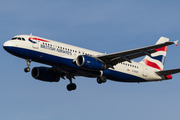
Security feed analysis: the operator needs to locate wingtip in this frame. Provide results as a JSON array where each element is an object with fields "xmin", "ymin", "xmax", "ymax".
[{"xmin": 174, "ymin": 40, "xmax": 178, "ymax": 46}]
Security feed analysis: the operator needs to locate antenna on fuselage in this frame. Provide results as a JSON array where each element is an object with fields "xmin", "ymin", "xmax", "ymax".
[{"xmin": 30, "ymin": 33, "xmax": 32, "ymax": 36}]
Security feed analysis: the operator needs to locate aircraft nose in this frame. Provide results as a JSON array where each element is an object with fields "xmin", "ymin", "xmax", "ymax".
[{"xmin": 3, "ymin": 41, "xmax": 12, "ymax": 51}]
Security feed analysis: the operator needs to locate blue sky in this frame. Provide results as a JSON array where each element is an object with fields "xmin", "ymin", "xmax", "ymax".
[{"xmin": 1, "ymin": 0, "xmax": 180, "ymax": 120}]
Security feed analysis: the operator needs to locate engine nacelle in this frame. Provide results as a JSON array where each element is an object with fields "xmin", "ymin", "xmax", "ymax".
[
  {"xmin": 76, "ymin": 55, "xmax": 106, "ymax": 70},
  {"xmin": 31, "ymin": 67, "xmax": 60, "ymax": 82}
]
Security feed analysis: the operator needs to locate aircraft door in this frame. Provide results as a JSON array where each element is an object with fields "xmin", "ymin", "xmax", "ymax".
[
  {"xmin": 142, "ymin": 64, "xmax": 148, "ymax": 77},
  {"xmin": 32, "ymin": 40, "xmax": 39, "ymax": 49}
]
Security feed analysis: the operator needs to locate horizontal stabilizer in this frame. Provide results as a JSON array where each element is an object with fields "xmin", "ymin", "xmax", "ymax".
[{"xmin": 156, "ymin": 68, "xmax": 180, "ymax": 75}]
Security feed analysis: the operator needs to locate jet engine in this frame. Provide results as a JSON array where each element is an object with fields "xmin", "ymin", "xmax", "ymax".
[
  {"xmin": 31, "ymin": 67, "xmax": 60, "ymax": 82},
  {"xmin": 76, "ymin": 55, "xmax": 106, "ymax": 70}
]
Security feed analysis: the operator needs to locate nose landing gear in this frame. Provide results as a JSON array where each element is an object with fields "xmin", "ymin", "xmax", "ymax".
[
  {"xmin": 24, "ymin": 67, "xmax": 30, "ymax": 72},
  {"xmin": 24, "ymin": 59, "xmax": 31, "ymax": 73}
]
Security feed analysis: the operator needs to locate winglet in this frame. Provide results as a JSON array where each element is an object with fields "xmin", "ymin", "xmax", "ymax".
[{"xmin": 174, "ymin": 40, "xmax": 178, "ymax": 46}]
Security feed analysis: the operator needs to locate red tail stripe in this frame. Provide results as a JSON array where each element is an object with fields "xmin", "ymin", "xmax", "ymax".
[
  {"xmin": 143, "ymin": 59, "xmax": 162, "ymax": 71},
  {"xmin": 155, "ymin": 46, "xmax": 168, "ymax": 52},
  {"xmin": 29, "ymin": 37, "xmax": 49, "ymax": 42}
]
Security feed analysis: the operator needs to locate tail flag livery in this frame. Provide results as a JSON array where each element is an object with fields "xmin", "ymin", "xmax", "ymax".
[{"xmin": 141, "ymin": 37, "xmax": 169, "ymax": 71}]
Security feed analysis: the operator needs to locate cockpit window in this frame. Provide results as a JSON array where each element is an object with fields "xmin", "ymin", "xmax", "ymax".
[
  {"xmin": 11, "ymin": 37, "xmax": 17, "ymax": 40},
  {"xmin": 11, "ymin": 37, "xmax": 25, "ymax": 41}
]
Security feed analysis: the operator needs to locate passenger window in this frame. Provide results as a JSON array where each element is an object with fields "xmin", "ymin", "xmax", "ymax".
[{"xmin": 18, "ymin": 37, "xmax": 21, "ymax": 40}]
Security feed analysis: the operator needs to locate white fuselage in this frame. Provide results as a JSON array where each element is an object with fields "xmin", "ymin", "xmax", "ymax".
[{"xmin": 3, "ymin": 35, "xmax": 166, "ymax": 82}]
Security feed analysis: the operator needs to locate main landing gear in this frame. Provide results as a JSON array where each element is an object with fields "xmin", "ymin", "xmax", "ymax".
[
  {"xmin": 97, "ymin": 76, "xmax": 107, "ymax": 84},
  {"xmin": 65, "ymin": 75, "xmax": 107, "ymax": 91},
  {"xmin": 24, "ymin": 59, "xmax": 31, "ymax": 73},
  {"xmin": 67, "ymin": 83, "xmax": 77, "ymax": 91},
  {"xmin": 66, "ymin": 75, "xmax": 77, "ymax": 91},
  {"xmin": 97, "ymin": 70, "xmax": 107, "ymax": 84}
]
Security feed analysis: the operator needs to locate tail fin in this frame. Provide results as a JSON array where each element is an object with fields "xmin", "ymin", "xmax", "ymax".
[{"xmin": 140, "ymin": 37, "xmax": 169, "ymax": 71}]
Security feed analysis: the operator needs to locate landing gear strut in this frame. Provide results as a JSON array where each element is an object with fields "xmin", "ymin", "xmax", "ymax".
[
  {"xmin": 24, "ymin": 59, "xmax": 31, "ymax": 73},
  {"xmin": 66, "ymin": 75, "xmax": 76, "ymax": 91}
]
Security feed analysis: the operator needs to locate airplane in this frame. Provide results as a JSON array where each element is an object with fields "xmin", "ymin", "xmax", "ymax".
[{"xmin": 3, "ymin": 34, "xmax": 180, "ymax": 91}]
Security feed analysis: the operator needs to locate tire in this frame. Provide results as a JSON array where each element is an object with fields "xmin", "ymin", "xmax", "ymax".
[
  {"xmin": 67, "ymin": 84, "xmax": 72, "ymax": 91},
  {"xmin": 101, "ymin": 76, "xmax": 107, "ymax": 83},
  {"xmin": 24, "ymin": 67, "xmax": 30, "ymax": 73},
  {"xmin": 97, "ymin": 77, "xmax": 102, "ymax": 84},
  {"xmin": 71, "ymin": 83, "xmax": 77, "ymax": 90}
]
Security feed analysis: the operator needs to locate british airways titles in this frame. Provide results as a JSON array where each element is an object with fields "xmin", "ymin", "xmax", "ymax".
[{"xmin": 40, "ymin": 44, "xmax": 72, "ymax": 55}]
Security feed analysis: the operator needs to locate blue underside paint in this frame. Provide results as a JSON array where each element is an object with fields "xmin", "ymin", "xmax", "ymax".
[{"xmin": 4, "ymin": 46, "xmax": 147, "ymax": 82}]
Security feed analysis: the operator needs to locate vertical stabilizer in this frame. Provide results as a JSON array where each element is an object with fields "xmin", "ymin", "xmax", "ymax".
[{"xmin": 140, "ymin": 37, "xmax": 169, "ymax": 71}]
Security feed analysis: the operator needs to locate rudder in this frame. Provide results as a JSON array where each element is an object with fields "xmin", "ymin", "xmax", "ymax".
[{"xmin": 140, "ymin": 37, "xmax": 169, "ymax": 71}]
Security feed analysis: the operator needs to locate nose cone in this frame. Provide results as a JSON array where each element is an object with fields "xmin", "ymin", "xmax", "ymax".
[{"xmin": 3, "ymin": 41, "xmax": 12, "ymax": 52}]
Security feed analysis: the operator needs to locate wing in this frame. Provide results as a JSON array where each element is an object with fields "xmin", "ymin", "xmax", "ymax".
[{"xmin": 96, "ymin": 40, "xmax": 178, "ymax": 68}]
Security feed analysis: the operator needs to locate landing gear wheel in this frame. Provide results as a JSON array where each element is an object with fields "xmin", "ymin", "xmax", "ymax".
[
  {"xmin": 67, "ymin": 83, "xmax": 77, "ymax": 91},
  {"xmin": 97, "ymin": 76, "xmax": 107, "ymax": 84},
  {"xmin": 97, "ymin": 77, "xmax": 103, "ymax": 84},
  {"xmin": 101, "ymin": 76, "xmax": 107, "ymax": 83},
  {"xmin": 24, "ymin": 67, "xmax": 30, "ymax": 73},
  {"xmin": 71, "ymin": 83, "xmax": 77, "ymax": 90},
  {"xmin": 67, "ymin": 84, "xmax": 72, "ymax": 91}
]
